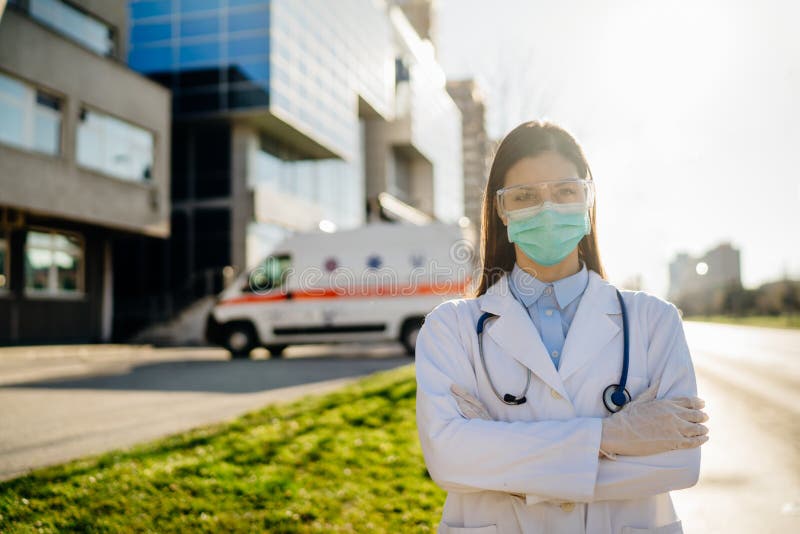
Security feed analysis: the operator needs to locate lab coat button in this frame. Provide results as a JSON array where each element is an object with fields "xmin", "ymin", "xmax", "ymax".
[
  {"xmin": 560, "ymin": 502, "xmax": 575, "ymax": 512},
  {"xmin": 550, "ymin": 388, "xmax": 562, "ymax": 400}
]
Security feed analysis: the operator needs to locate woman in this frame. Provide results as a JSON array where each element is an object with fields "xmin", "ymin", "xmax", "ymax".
[{"xmin": 414, "ymin": 121, "xmax": 710, "ymax": 534}]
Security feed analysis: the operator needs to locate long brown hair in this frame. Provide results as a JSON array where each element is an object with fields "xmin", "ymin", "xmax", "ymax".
[{"xmin": 469, "ymin": 120, "xmax": 606, "ymax": 298}]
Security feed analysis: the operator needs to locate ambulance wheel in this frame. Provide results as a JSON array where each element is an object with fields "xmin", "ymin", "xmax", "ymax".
[
  {"xmin": 224, "ymin": 322, "xmax": 258, "ymax": 358},
  {"xmin": 265, "ymin": 344, "xmax": 288, "ymax": 358},
  {"xmin": 400, "ymin": 317, "xmax": 424, "ymax": 357}
]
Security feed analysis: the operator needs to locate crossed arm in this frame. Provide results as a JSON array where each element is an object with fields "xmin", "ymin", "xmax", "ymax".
[{"xmin": 415, "ymin": 301, "xmax": 702, "ymax": 504}]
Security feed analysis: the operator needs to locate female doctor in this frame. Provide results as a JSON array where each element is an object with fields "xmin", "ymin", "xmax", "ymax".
[{"xmin": 414, "ymin": 121, "xmax": 710, "ymax": 534}]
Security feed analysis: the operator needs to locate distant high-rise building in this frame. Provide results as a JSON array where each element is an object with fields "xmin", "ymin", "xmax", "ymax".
[
  {"xmin": 446, "ymin": 79, "xmax": 490, "ymax": 229},
  {"xmin": 668, "ymin": 242, "xmax": 742, "ymax": 301}
]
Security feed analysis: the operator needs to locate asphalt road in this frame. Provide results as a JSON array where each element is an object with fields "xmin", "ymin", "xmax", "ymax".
[
  {"xmin": 0, "ymin": 343, "xmax": 412, "ymax": 482},
  {"xmin": 672, "ymin": 321, "xmax": 800, "ymax": 533}
]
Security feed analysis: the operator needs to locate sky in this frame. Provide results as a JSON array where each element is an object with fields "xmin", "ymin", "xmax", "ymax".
[{"xmin": 435, "ymin": 0, "xmax": 800, "ymax": 297}]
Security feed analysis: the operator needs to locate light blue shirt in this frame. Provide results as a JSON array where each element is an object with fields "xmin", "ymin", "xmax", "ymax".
[{"xmin": 506, "ymin": 260, "xmax": 589, "ymax": 370}]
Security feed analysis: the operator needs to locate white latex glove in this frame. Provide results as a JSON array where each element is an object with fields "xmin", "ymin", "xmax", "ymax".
[
  {"xmin": 450, "ymin": 382, "xmax": 492, "ymax": 420},
  {"xmin": 600, "ymin": 379, "xmax": 709, "ymax": 459}
]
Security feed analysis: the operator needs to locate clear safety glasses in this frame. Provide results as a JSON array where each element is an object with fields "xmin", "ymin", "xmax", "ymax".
[{"xmin": 496, "ymin": 179, "xmax": 595, "ymax": 220}]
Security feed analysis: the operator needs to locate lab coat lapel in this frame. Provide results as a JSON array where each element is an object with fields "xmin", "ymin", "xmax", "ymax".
[
  {"xmin": 556, "ymin": 270, "xmax": 622, "ymax": 383},
  {"xmin": 477, "ymin": 272, "xmax": 567, "ymax": 398}
]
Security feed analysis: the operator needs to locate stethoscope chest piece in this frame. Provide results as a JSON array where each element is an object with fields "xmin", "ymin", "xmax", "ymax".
[{"xmin": 602, "ymin": 384, "xmax": 631, "ymax": 413}]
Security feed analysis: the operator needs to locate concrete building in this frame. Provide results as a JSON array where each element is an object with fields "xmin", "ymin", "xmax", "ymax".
[
  {"xmin": 390, "ymin": 0, "xmax": 436, "ymax": 43},
  {"xmin": 668, "ymin": 242, "xmax": 742, "ymax": 302},
  {"xmin": 446, "ymin": 79, "xmax": 490, "ymax": 229},
  {"xmin": 0, "ymin": 0, "xmax": 170, "ymax": 343},
  {"xmin": 126, "ymin": 0, "xmax": 463, "ymax": 335},
  {"xmin": 364, "ymin": 5, "xmax": 462, "ymax": 223}
]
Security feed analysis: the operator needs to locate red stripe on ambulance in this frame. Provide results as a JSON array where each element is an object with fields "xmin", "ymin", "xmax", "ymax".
[{"xmin": 217, "ymin": 278, "xmax": 472, "ymax": 306}]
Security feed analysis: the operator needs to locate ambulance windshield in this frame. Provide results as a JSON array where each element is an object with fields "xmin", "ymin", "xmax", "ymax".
[{"xmin": 247, "ymin": 254, "xmax": 291, "ymax": 292}]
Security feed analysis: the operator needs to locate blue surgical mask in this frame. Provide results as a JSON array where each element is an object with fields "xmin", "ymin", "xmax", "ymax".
[{"xmin": 506, "ymin": 207, "xmax": 590, "ymax": 266}]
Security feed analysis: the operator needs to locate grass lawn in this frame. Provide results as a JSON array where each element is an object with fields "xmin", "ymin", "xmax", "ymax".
[
  {"xmin": 0, "ymin": 364, "xmax": 447, "ymax": 533},
  {"xmin": 684, "ymin": 314, "xmax": 800, "ymax": 330}
]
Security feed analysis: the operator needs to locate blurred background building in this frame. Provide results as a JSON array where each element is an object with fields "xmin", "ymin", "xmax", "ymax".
[
  {"xmin": 0, "ymin": 0, "xmax": 170, "ymax": 344},
  {"xmin": 668, "ymin": 242, "xmax": 743, "ymax": 315},
  {"xmin": 120, "ymin": 0, "xmax": 463, "ymax": 340},
  {"xmin": 446, "ymin": 79, "xmax": 490, "ymax": 229},
  {"xmin": 668, "ymin": 241, "xmax": 799, "ymax": 318},
  {"xmin": 363, "ymin": 4, "xmax": 462, "ymax": 224},
  {"xmin": 669, "ymin": 242, "xmax": 742, "ymax": 301},
  {"xmin": 390, "ymin": 0, "xmax": 435, "ymax": 43},
  {"xmin": 0, "ymin": 0, "xmax": 473, "ymax": 343}
]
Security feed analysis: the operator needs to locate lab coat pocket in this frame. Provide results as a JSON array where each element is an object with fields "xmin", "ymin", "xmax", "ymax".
[
  {"xmin": 438, "ymin": 520, "xmax": 498, "ymax": 534},
  {"xmin": 621, "ymin": 519, "xmax": 683, "ymax": 534}
]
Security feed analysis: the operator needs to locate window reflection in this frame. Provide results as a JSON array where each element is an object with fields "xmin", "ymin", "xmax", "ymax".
[
  {"xmin": 24, "ymin": 230, "xmax": 83, "ymax": 294},
  {"xmin": 0, "ymin": 72, "xmax": 61, "ymax": 155},
  {"xmin": 76, "ymin": 107, "xmax": 154, "ymax": 182},
  {"xmin": 29, "ymin": 0, "xmax": 114, "ymax": 56}
]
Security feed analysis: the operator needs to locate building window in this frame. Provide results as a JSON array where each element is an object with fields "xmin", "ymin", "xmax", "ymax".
[
  {"xmin": 28, "ymin": 0, "xmax": 115, "ymax": 57},
  {"xmin": 0, "ymin": 232, "xmax": 8, "ymax": 291},
  {"xmin": 0, "ymin": 71, "xmax": 62, "ymax": 155},
  {"xmin": 77, "ymin": 107, "xmax": 154, "ymax": 182},
  {"xmin": 24, "ymin": 229, "xmax": 84, "ymax": 295}
]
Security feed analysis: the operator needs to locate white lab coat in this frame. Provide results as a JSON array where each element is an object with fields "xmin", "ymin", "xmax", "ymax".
[{"xmin": 415, "ymin": 269, "xmax": 701, "ymax": 534}]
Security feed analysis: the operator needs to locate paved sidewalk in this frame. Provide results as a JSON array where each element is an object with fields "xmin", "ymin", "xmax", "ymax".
[
  {"xmin": 0, "ymin": 343, "xmax": 412, "ymax": 482},
  {"xmin": 0, "ymin": 344, "xmax": 228, "ymax": 386}
]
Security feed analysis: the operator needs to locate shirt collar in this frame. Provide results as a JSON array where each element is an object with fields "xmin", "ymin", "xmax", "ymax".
[{"xmin": 508, "ymin": 260, "xmax": 589, "ymax": 310}]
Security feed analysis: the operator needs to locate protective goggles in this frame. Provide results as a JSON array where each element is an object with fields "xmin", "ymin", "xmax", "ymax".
[{"xmin": 496, "ymin": 179, "xmax": 595, "ymax": 220}]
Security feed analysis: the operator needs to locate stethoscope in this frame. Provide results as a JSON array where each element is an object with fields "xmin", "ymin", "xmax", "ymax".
[{"xmin": 476, "ymin": 287, "xmax": 631, "ymax": 413}]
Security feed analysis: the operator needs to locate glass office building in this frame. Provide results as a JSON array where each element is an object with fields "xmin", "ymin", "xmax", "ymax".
[
  {"xmin": 129, "ymin": 0, "xmax": 393, "ymax": 161},
  {"xmin": 128, "ymin": 0, "xmax": 397, "ymax": 282}
]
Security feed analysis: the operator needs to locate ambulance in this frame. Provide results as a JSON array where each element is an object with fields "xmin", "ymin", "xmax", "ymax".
[{"xmin": 204, "ymin": 221, "xmax": 476, "ymax": 358}]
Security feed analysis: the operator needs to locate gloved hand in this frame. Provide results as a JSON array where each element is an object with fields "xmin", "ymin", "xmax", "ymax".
[
  {"xmin": 450, "ymin": 382, "xmax": 492, "ymax": 420},
  {"xmin": 599, "ymin": 379, "xmax": 709, "ymax": 459}
]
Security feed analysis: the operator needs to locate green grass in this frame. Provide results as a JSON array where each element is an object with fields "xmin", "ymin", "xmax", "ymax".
[
  {"xmin": 0, "ymin": 364, "xmax": 446, "ymax": 533},
  {"xmin": 684, "ymin": 314, "xmax": 800, "ymax": 330}
]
